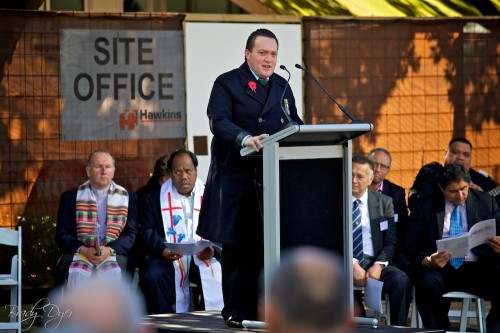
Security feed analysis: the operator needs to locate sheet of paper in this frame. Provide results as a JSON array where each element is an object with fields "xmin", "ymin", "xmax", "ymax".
[
  {"xmin": 164, "ymin": 239, "xmax": 212, "ymax": 256},
  {"xmin": 436, "ymin": 218, "xmax": 496, "ymax": 258},
  {"xmin": 436, "ymin": 233, "xmax": 469, "ymax": 257},
  {"xmin": 364, "ymin": 277, "xmax": 384, "ymax": 313},
  {"xmin": 468, "ymin": 218, "xmax": 496, "ymax": 249}
]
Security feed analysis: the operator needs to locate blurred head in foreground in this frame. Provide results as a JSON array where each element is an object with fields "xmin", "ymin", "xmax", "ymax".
[
  {"xmin": 46, "ymin": 278, "xmax": 156, "ymax": 333},
  {"xmin": 261, "ymin": 246, "xmax": 353, "ymax": 333}
]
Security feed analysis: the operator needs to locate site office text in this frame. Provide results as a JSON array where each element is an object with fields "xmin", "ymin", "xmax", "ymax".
[{"xmin": 72, "ymin": 36, "xmax": 175, "ymax": 102}]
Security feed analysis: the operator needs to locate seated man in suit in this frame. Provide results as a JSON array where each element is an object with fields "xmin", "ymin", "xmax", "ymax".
[
  {"xmin": 367, "ymin": 147, "xmax": 409, "ymax": 271},
  {"xmin": 406, "ymin": 163, "xmax": 500, "ymax": 331},
  {"xmin": 136, "ymin": 154, "xmax": 170, "ymax": 205},
  {"xmin": 54, "ymin": 150, "xmax": 138, "ymax": 287},
  {"xmin": 128, "ymin": 154, "xmax": 170, "ymax": 275},
  {"xmin": 140, "ymin": 149, "xmax": 223, "ymax": 314},
  {"xmin": 351, "ymin": 156, "xmax": 411, "ymax": 326},
  {"xmin": 408, "ymin": 137, "xmax": 498, "ymax": 210}
]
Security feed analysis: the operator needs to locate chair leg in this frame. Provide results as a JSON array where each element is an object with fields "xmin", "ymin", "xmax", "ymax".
[
  {"xmin": 10, "ymin": 285, "xmax": 17, "ymax": 323},
  {"xmin": 459, "ymin": 298, "xmax": 470, "ymax": 332},
  {"xmin": 476, "ymin": 297, "xmax": 485, "ymax": 333},
  {"xmin": 410, "ymin": 286, "xmax": 421, "ymax": 328},
  {"xmin": 132, "ymin": 267, "xmax": 140, "ymax": 293},
  {"xmin": 384, "ymin": 294, "xmax": 391, "ymax": 325}
]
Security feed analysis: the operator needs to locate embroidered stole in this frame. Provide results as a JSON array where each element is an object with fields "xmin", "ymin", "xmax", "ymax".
[
  {"xmin": 68, "ymin": 180, "xmax": 129, "ymax": 288},
  {"xmin": 160, "ymin": 178, "xmax": 223, "ymax": 312},
  {"xmin": 75, "ymin": 180, "xmax": 129, "ymax": 245}
]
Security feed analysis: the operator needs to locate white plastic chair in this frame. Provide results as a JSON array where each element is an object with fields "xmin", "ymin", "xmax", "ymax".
[
  {"xmin": 443, "ymin": 291, "xmax": 486, "ymax": 333},
  {"xmin": 0, "ymin": 226, "xmax": 22, "ymax": 333},
  {"xmin": 355, "ymin": 284, "xmax": 422, "ymax": 327}
]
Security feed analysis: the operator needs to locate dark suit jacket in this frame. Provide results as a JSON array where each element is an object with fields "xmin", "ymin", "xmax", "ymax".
[
  {"xmin": 381, "ymin": 179, "xmax": 408, "ymax": 237},
  {"xmin": 140, "ymin": 187, "xmax": 168, "ymax": 258},
  {"xmin": 406, "ymin": 189, "xmax": 500, "ymax": 267},
  {"xmin": 55, "ymin": 188, "xmax": 138, "ymax": 255},
  {"xmin": 129, "ymin": 181, "xmax": 162, "ymax": 267},
  {"xmin": 381, "ymin": 179, "xmax": 409, "ymax": 269},
  {"xmin": 197, "ymin": 62, "xmax": 303, "ymax": 245},
  {"xmin": 408, "ymin": 162, "xmax": 498, "ymax": 210},
  {"xmin": 365, "ymin": 190, "xmax": 397, "ymax": 264}
]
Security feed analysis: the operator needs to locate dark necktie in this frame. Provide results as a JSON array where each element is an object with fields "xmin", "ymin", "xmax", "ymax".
[
  {"xmin": 352, "ymin": 199, "xmax": 364, "ymax": 264},
  {"xmin": 449, "ymin": 205, "xmax": 464, "ymax": 269},
  {"xmin": 258, "ymin": 78, "xmax": 268, "ymax": 86}
]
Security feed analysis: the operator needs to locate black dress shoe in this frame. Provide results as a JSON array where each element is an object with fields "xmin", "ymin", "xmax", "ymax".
[{"xmin": 225, "ymin": 315, "xmax": 245, "ymax": 328}]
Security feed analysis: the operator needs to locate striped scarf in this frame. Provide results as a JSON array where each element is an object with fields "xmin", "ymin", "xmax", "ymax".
[
  {"xmin": 67, "ymin": 254, "xmax": 121, "ymax": 288},
  {"xmin": 75, "ymin": 180, "xmax": 129, "ymax": 246},
  {"xmin": 68, "ymin": 180, "xmax": 129, "ymax": 288}
]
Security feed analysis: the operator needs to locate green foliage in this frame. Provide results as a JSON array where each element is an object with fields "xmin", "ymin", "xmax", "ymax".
[
  {"xmin": 17, "ymin": 215, "xmax": 57, "ymax": 288},
  {"xmin": 261, "ymin": 0, "xmax": 500, "ymax": 17}
]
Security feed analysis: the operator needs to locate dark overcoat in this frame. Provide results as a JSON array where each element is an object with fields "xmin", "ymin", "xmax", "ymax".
[{"xmin": 197, "ymin": 62, "xmax": 303, "ymax": 245}]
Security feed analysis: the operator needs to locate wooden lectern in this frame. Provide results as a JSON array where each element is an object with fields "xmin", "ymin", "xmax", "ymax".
[{"xmin": 241, "ymin": 122, "xmax": 373, "ymax": 319}]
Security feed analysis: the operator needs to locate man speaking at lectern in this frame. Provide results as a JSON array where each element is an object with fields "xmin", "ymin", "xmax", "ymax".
[{"xmin": 197, "ymin": 28, "xmax": 303, "ymax": 328}]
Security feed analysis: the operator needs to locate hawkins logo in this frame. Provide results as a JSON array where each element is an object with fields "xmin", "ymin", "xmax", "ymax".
[{"xmin": 119, "ymin": 109, "xmax": 182, "ymax": 131}]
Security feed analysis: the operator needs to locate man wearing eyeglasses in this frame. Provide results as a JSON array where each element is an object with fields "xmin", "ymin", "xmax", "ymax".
[
  {"xmin": 408, "ymin": 137, "xmax": 498, "ymax": 211},
  {"xmin": 367, "ymin": 148, "xmax": 410, "ymax": 272}
]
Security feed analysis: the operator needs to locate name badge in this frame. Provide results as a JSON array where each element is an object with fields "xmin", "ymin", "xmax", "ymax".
[
  {"xmin": 380, "ymin": 220, "xmax": 388, "ymax": 231},
  {"xmin": 394, "ymin": 214, "xmax": 399, "ymax": 222}
]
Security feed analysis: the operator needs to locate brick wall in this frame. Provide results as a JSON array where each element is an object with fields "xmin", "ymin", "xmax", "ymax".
[
  {"xmin": 0, "ymin": 11, "xmax": 185, "ymax": 227},
  {"xmin": 303, "ymin": 17, "xmax": 500, "ymax": 193}
]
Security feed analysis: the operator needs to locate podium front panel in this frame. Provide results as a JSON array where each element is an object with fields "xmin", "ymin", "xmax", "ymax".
[
  {"xmin": 261, "ymin": 138, "xmax": 356, "ymax": 318},
  {"xmin": 279, "ymin": 157, "xmax": 344, "ymax": 256}
]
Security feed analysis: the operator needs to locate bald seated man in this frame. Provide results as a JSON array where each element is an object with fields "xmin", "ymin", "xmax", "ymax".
[
  {"xmin": 45, "ymin": 278, "xmax": 156, "ymax": 333},
  {"xmin": 261, "ymin": 246, "xmax": 353, "ymax": 333}
]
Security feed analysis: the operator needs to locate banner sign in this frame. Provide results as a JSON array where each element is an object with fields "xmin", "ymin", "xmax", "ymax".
[{"xmin": 60, "ymin": 29, "xmax": 185, "ymax": 141}]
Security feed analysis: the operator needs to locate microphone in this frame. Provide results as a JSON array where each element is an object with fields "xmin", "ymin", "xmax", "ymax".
[
  {"xmin": 295, "ymin": 63, "xmax": 361, "ymax": 123},
  {"xmin": 278, "ymin": 65, "xmax": 297, "ymax": 127}
]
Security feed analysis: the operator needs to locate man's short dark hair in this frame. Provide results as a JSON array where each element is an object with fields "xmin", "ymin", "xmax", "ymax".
[
  {"xmin": 269, "ymin": 247, "xmax": 348, "ymax": 330},
  {"xmin": 352, "ymin": 155, "xmax": 374, "ymax": 171},
  {"xmin": 448, "ymin": 137, "xmax": 472, "ymax": 150},
  {"xmin": 438, "ymin": 163, "xmax": 471, "ymax": 189},
  {"xmin": 245, "ymin": 28, "xmax": 279, "ymax": 51},
  {"xmin": 167, "ymin": 149, "xmax": 198, "ymax": 171},
  {"xmin": 147, "ymin": 154, "xmax": 169, "ymax": 186}
]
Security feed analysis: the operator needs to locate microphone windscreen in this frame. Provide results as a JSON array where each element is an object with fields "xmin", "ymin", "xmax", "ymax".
[
  {"xmin": 295, "ymin": 64, "xmax": 302, "ymax": 69},
  {"xmin": 280, "ymin": 65, "xmax": 286, "ymax": 70}
]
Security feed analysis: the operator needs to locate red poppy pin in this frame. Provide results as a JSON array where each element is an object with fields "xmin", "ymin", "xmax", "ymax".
[{"xmin": 248, "ymin": 81, "xmax": 257, "ymax": 93}]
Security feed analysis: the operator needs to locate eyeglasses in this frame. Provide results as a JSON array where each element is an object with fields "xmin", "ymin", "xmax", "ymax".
[{"xmin": 373, "ymin": 162, "xmax": 390, "ymax": 171}]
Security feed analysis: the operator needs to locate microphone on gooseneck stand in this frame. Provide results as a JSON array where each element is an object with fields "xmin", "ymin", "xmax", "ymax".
[
  {"xmin": 279, "ymin": 65, "xmax": 297, "ymax": 128},
  {"xmin": 295, "ymin": 63, "xmax": 361, "ymax": 123}
]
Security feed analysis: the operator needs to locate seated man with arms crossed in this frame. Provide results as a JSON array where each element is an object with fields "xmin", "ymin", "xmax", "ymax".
[
  {"xmin": 367, "ymin": 147, "xmax": 410, "ymax": 272},
  {"xmin": 409, "ymin": 137, "xmax": 498, "ymax": 210}
]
